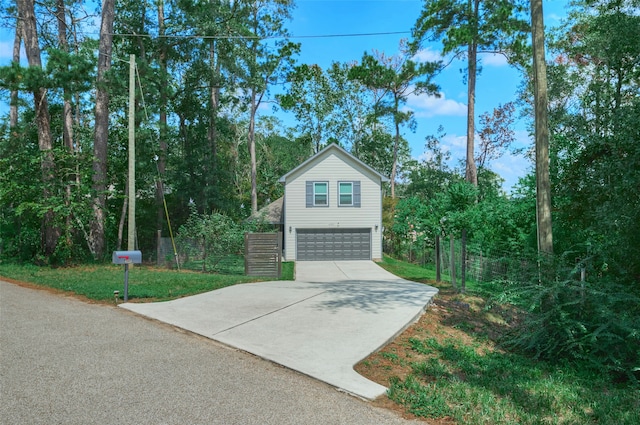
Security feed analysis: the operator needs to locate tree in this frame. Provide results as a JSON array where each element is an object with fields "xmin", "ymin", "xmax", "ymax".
[
  {"xmin": 170, "ymin": 0, "xmax": 245, "ymax": 213},
  {"xmin": 547, "ymin": 0, "xmax": 640, "ymax": 274},
  {"xmin": 278, "ymin": 63, "xmax": 336, "ymax": 154},
  {"xmin": 530, "ymin": 0, "xmax": 553, "ymax": 255},
  {"xmin": 89, "ymin": 0, "xmax": 115, "ymax": 259},
  {"xmin": 9, "ymin": 7, "xmax": 22, "ymax": 132},
  {"xmin": 349, "ymin": 42, "xmax": 440, "ymax": 197},
  {"xmin": 476, "ymin": 102, "xmax": 517, "ymax": 168},
  {"xmin": 18, "ymin": 0, "xmax": 59, "ymax": 257},
  {"xmin": 412, "ymin": 0, "xmax": 529, "ymax": 186},
  {"xmin": 404, "ymin": 126, "xmax": 455, "ymax": 199},
  {"xmin": 278, "ymin": 62, "xmax": 369, "ymax": 154},
  {"xmin": 242, "ymin": 0, "xmax": 298, "ymax": 214}
]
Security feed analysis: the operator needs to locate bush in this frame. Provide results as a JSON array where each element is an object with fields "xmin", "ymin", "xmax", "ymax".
[
  {"xmin": 501, "ymin": 255, "xmax": 640, "ymax": 381},
  {"xmin": 176, "ymin": 206, "xmax": 274, "ymax": 273}
]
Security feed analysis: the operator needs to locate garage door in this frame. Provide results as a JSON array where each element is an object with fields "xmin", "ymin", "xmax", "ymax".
[{"xmin": 296, "ymin": 228, "xmax": 371, "ymax": 261}]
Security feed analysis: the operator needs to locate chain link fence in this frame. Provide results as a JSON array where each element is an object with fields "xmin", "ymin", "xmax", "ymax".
[
  {"xmin": 158, "ymin": 237, "xmax": 245, "ymax": 274},
  {"xmin": 385, "ymin": 233, "xmax": 539, "ymax": 288}
]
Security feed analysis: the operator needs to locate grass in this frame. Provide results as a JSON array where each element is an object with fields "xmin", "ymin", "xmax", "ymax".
[
  {"xmin": 0, "ymin": 261, "xmax": 295, "ymax": 302},
  {"xmin": 3, "ymin": 255, "xmax": 637, "ymax": 423},
  {"xmin": 361, "ymin": 255, "xmax": 640, "ymax": 424},
  {"xmin": 379, "ymin": 255, "xmax": 481, "ymax": 292}
]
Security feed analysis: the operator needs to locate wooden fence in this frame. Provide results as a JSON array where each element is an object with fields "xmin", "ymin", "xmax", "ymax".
[{"xmin": 244, "ymin": 232, "xmax": 282, "ymax": 278}]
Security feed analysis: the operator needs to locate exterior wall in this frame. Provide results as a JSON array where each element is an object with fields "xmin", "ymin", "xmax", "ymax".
[{"xmin": 282, "ymin": 152, "xmax": 383, "ymax": 261}]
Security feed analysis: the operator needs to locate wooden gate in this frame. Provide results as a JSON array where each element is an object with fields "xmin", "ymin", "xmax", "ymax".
[{"xmin": 244, "ymin": 232, "xmax": 282, "ymax": 278}]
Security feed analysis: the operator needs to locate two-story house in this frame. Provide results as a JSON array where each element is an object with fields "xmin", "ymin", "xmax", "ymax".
[{"xmin": 278, "ymin": 143, "xmax": 389, "ymax": 261}]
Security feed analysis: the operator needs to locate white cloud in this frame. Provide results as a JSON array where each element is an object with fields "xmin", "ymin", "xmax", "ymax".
[
  {"xmin": 412, "ymin": 47, "xmax": 442, "ymax": 63},
  {"xmin": 482, "ymin": 52, "xmax": 509, "ymax": 67},
  {"xmin": 407, "ymin": 91, "xmax": 467, "ymax": 118},
  {"xmin": 0, "ymin": 34, "xmax": 27, "ymax": 64},
  {"xmin": 547, "ymin": 13, "xmax": 563, "ymax": 23},
  {"xmin": 444, "ymin": 134, "xmax": 468, "ymax": 149},
  {"xmin": 0, "ymin": 41, "xmax": 14, "ymax": 61},
  {"xmin": 491, "ymin": 151, "xmax": 532, "ymax": 191}
]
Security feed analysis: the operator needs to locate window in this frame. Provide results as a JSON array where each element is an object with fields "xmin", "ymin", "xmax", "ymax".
[
  {"xmin": 339, "ymin": 182, "xmax": 353, "ymax": 206},
  {"xmin": 313, "ymin": 182, "xmax": 328, "ymax": 206},
  {"xmin": 338, "ymin": 181, "xmax": 361, "ymax": 207},
  {"xmin": 306, "ymin": 181, "xmax": 329, "ymax": 207}
]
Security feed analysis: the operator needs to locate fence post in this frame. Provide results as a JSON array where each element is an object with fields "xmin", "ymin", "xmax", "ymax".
[
  {"xmin": 435, "ymin": 234, "xmax": 441, "ymax": 282},
  {"xmin": 450, "ymin": 235, "xmax": 457, "ymax": 291},
  {"xmin": 277, "ymin": 231, "xmax": 283, "ymax": 278},
  {"xmin": 461, "ymin": 228, "xmax": 467, "ymax": 293},
  {"xmin": 244, "ymin": 233, "xmax": 249, "ymax": 275},
  {"xmin": 157, "ymin": 230, "xmax": 162, "ymax": 267}
]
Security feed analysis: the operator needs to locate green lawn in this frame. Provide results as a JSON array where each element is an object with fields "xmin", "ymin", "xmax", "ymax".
[{"xmin": 0, "ymin": 261, "xmax": 294, "ymax": 302}]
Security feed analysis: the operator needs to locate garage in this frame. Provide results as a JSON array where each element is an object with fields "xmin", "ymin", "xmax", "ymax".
[{"xmin": 296, "ymin": 228, "xmax": 371, "ymax": 261}]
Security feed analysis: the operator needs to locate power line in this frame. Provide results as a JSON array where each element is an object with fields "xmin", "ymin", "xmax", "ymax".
[{"xmin": 110, "ymin": 30, "xmax": 410, "ymax": 40}]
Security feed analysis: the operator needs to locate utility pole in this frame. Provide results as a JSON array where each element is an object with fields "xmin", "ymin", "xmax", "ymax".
[
  {"xmin": 128, "ymin": 54, "xmax": 136, "ymax": 251},
  {"xmin": 531, "ymin": 0, "xmax": 553, "ymax": 256}
]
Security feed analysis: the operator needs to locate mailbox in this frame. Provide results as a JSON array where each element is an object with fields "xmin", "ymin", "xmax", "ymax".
[
  {"xmin": 112, "ymin": 250, "xmax": 142, "ymax": 303},
  {"xmin": 112, "ymin": 250, "xmax": 142, "ymax": 265}
]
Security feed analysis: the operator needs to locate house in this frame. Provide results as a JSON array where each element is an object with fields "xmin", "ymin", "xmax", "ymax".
[{"xmin": 278, "ymin": 143, "xmax": 389, "ymax": 261}]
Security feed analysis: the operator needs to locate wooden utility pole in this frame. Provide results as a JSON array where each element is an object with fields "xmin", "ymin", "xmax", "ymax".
[{"xmin": 128, "ymin": 54, "xmax": 136, "ymax": 251}]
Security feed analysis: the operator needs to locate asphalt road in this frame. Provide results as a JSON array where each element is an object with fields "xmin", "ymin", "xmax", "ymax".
[{"xmin": 0, "ymin": 281, "xmax": 419, "ymax": 425}]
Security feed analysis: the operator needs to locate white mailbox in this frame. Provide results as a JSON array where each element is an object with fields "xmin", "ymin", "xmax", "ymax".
[
  {"xmin": 112, "ymin": 250, "xmax": 142, "ymax": 302},
  {"xmin": 112, "ymin": 250, "xmax": 142, "ymax": 265}
]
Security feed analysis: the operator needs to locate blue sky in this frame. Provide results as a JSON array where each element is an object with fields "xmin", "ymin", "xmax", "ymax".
[
  {"xmin": 282, "ymin": 0, "xmax": 570, "ymax": 192},
  {"xmin": 0, "ymin": 0, "xmax": 570, "ymax": 192}
]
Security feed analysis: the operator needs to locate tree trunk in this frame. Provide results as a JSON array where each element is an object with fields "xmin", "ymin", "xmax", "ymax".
[
  {"xmin": 248, "ymin": 13, "xmax": 260, "ymax": 215},
  {"xmin": 56, "ymin": 0, "xmax": 76, "ymax": 247},
  {"xmin": 19, "ymin": 0, "xmax": 59, "ymax": 257},
  {"xmin": 10, "ymin": 15, "xmax": 22, "ymax": 132},
  {"xmin": 90, "ymin": 0, "xmax": 115, "ymax": 259},
  {"xmin": 207, "ymin": 40, "xmax": 220, "ymax": 207},
  {"xmin": 465, "ymin": 34, "xmax": 478, "ymax": 187},
  {"xmin": 390, "ymin": 102, "xmax": 400, "ymax": 199},
  {"xmin": 531, "ymin": 0, "xmax": 553, "ymax": 255},
  {"xmin": 56, "ymin": 0, "xmax": 74, "ymax": 153},
  {"xmin": 463, "ymin": 0, "xmax": 480, "ymax": 187},
  {"xmin": 249, "ymin": 88, "xmax": 258, "ymax": 214}
]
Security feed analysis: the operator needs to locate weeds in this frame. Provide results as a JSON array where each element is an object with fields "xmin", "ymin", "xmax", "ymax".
[{"xmin": 358, "ymin": 256, "xmax": 640, "ymax": 424}]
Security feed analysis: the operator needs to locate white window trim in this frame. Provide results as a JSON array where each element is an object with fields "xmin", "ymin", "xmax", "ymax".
[
  {"xmin": 338, "ymin": 181, "xmax": 353, "ymax": 206},
  {"xmin": 313, "ymin": 182, "xmax": 328, "ymax": 206}
]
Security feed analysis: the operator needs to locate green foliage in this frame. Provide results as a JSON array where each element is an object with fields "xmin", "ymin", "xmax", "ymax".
[
  {"xmin": 411, "ymin": 0, "xmax": 529, "ymax": 61},
  {"xmin": 387, "ymin": 175, "xmax": 533, "ymax": 263},
  {"xmin": 531, "ymin": 2, "xmax": 640, "ymax": 374},
  {"xmin": 389, "ymin": 333, "xmax": 640, "ymax": 424},
  {"xmin": 500, "ymin": 255, "xmax": 640, "ymax": 379},
  {"xmin": 375, "ymin": 256, "xmax": 639, "ymax": 423},
  {"xmin": 176, "ymin": 205, "xmax": 274, "ymax": 273}
]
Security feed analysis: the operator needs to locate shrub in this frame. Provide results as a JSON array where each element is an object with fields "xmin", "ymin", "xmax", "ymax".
[{"xmin": 502, "ymin": 255, "xmax": 640, "ymax": 381}]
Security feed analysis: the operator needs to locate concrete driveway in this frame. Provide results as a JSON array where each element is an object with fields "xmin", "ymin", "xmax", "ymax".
[{"xmin": 121, "ymin": 261, "xmax": 438, "ymax": 400}]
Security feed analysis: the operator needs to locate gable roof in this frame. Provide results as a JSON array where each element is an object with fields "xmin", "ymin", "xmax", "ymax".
[
  {"xmin": 278, "ymin": 143, "xmax": 390, "ymax": 183},
  {"xmin": 248, "ymin": 197, "xmax": 283, "ymax": 224}
]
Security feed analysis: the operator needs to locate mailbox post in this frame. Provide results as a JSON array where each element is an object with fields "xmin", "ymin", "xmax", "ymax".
[{"xmin": 112, "ymin": 251, "xmax": 142, "ymax": 302}]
